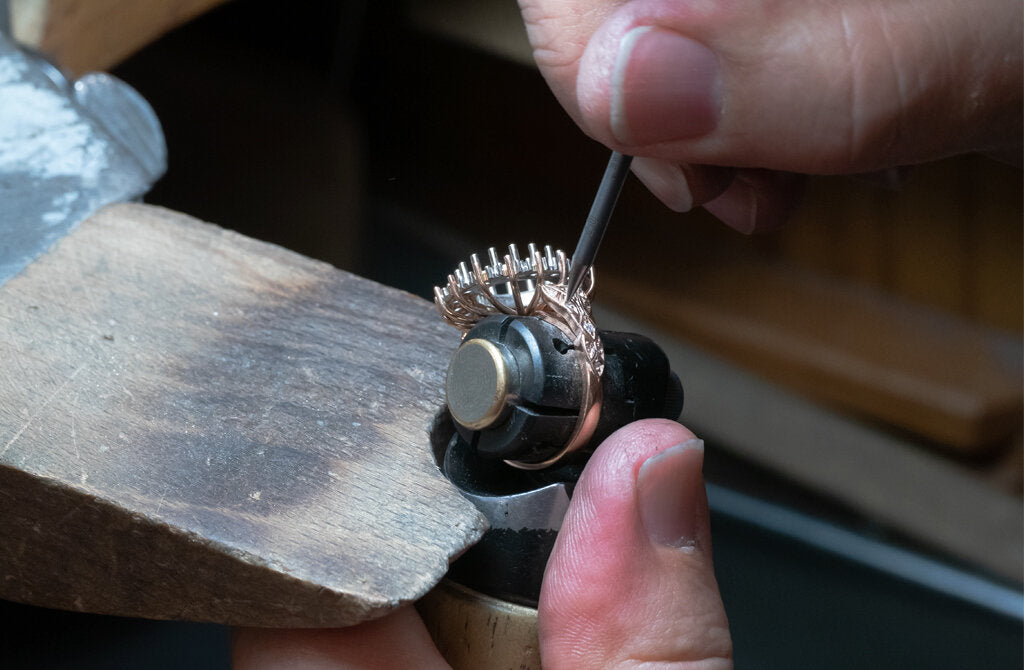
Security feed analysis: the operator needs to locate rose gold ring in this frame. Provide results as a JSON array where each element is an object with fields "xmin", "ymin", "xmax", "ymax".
[{"xmin": 434, "ymin": 243, "xmax": 604, "ymax": 468}]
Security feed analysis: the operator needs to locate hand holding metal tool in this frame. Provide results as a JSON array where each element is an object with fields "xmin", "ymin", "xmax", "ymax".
[
  {"xmin": 425, "ymin": 153, "xmax": 682, "ymax": 667},
  {"xmin": 433, "ymin": 150, "xmax": 679, "ymax": 472},
  {"xmin": 434, "ymin": 240, "xmax": 682, "ymax": 471}
]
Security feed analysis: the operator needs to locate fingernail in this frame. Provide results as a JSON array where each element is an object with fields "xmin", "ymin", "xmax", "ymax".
[
  {"xmin": 704, "ymin": 183, "xmax": 758, "ymax": 234},
  {"xmin": 632, "ymin": 157, "xmax": 694, "ymax": 212},
  {"xmin": 637, "ymin": 439, "xmax": 705, "ymax": 548},
  {"xmin": 611, "ymin": 27, "xmax": 721, "ymax": 146},
  {"xmin": 634, "ymin": 159, "xmax": 737, "ymax": 212}
]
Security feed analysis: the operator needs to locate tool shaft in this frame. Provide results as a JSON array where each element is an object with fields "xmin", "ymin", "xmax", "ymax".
[{"xmin": 565, "ymin": 152, "xmax": 633, "ymax": 299}]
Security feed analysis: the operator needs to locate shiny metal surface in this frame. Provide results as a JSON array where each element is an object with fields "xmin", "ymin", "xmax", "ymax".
[
  {"xmin": 0, "ymin": 31, "xmax": 166, "ymax": 285},
  {"xmin": 446, "ymin": 338, "xmax": 511, "ymax": 431},
  {"xmin": 435, "ymin": 244, "xmax": 605, "ymax": 469},
  {"xmin": 459, "ymin": 481, "xmax": 571, "ymax": 532}
]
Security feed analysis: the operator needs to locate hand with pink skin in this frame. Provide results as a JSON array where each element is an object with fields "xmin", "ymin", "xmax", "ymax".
[
  {"xmin": 234, "ymin": 419, "xmax": 732, "ymax": 669},
  {"xmin": 517, "ymin": 0, "xmax": 1022, "ymax": 232}
]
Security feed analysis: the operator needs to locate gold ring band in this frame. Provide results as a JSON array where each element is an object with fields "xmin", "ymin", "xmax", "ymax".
[{"xmin": 434, "ymin": 244, "xmax": 604, "ymax": 468}]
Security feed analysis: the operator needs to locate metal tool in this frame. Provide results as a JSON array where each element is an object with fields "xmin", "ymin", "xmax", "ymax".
[
  {"xmin": 564, "ymin": 151, "xmax": 633, "ymax": 300},
  {"xmin": 426, "ymin": 229, "xmax": 683, "ymax": 667},
  {"xmin": 0, "ymin": 30, "xmax": 166, "ymax": 284},
  {"xmin": 435, "ymin": 243, "xmax": 682, "ymax": 469},
  {"xmin": 432, "ymin": 246, "xmax": 682, "ymax": 592}
]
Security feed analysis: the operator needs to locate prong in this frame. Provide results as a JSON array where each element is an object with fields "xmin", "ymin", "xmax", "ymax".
[
  {"xmin": 526, "ymin": 249, "xmax": 544, "ymax": 312},
  {"xmin": 531, "ymin": 249, "xmax": 544, "ymax": 281},
  {"xmin": 470, "ymin": 254, "xmax": 488, "ymax": 287},
  {"xmin": 527, "ymin": 243, "xmax": 538, "ymax": 265},
  {"xmin": 434, "ymin": 290, "xmax": 461, "ymax": 322},
  {"xmin": 464, "ymin": 286, "xmax": 491, "ymax": 317},
  {"xmin": 447, "ymin": 274, "xmax": 469, "ymax": 305},
  {"xmin": 510, "ymin": 279, "xmax": 524, "ymax": 312},
  {"xmin": 436, "ymin": 242, "xmax": 595, "ymax": 333},
  {"xmin": 446, "ymin": 279, "xmax": 473, "ymax": 317},
  {"xmin": 556, "ymin": 249, "xmax": 568, "ymax": 284},
  {"xmin": 503, "ymin": 253, "xmax": 525, "ymax": 312},
  {"xmin": 462, "ymin": 255, "xmax": 514, "ymax": 315},
  {"xmin": 475, "ymin": 262, "xmax": 514, "ymax": 314}
]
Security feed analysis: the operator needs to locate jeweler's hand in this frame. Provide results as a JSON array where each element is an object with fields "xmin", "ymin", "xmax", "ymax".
[
  {"xmin": 232, "ymin": 605, "xmax": 450, "ymax": 669},
  {"xmin": 539, "ymin": 418, "xmax": 732, "ymax": 669},
  {"xmin": 232, "ymin": 419, "xmax": 731, "ymax": 669},
  {"xmin": 516, "ymin": 0, "xmax": 1022, "ymax": 232}
]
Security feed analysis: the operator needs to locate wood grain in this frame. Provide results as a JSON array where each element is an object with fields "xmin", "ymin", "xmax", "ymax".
[
  {"xmin": 600, "ymin": 259, "xmax": 1022, "ymax": 452},
  {"xmin": 0, "ymin": 203, "xmax": 486, "ymax": 627},
  {"xmin": 595, "ymin": 306, "xmax": 1024, "ymax": 582}
]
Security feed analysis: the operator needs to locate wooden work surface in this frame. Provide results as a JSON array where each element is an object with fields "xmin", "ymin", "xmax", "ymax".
[{"xmin": 0, "ymin": 203, "xmax": 486, "ymax": 627}]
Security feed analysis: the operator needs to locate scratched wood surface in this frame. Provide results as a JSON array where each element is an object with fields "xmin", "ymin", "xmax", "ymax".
[{"xmin": 0, "ymin": 203, "xmax": 486, "ymax": 627}]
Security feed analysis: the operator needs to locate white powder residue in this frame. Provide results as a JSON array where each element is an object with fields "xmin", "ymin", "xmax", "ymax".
[{"xmin": 0, "ymin": 76, "xmax": 108, "ymax": 182}]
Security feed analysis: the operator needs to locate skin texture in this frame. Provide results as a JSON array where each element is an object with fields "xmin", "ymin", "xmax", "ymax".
[
  {"xmin": 234, "ymin": 420, "xmax": 732, "ymax": 669},
  {"xmin": 233, "ymin": 1, "xmax": 1021, "ymax": 665},
  {"xmin": 518, "ymin": 0, "xmax": 1022, "ymax": 230},
  {"xmin": 233, "ymin": 606, "xmax": 450, "ymax": 670},
  {"xmin": 538, "ymin": 420, "xmax": 731, "ymax": 669}
]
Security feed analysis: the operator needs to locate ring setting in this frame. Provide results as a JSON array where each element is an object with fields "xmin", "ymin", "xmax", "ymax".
[{"xmin": 434, "ymin": 243, "xmax": 604, "ymax": 469}]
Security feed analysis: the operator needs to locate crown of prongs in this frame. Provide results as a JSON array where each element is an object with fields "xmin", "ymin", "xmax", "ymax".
[{"xmin": 434, "ymin": 243, "xmax": 594, "ymax": 332}]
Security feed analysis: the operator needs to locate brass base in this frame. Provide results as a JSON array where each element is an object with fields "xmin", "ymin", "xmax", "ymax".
[{"xmin": 416, "ymin": 579, "xmax": 541, "ymax": 670}]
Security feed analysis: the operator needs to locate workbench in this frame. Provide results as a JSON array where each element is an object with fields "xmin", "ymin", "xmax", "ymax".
[{"xmin": 3, "ymin": 0, "xmax": 1022, "ymax": 667}]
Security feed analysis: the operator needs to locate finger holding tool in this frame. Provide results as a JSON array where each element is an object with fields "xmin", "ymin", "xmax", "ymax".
[{"xmin": 424, "ymin": 150, "xmax": 683, "ymax": 668}]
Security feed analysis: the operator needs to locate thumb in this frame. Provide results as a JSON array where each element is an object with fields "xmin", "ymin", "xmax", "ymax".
[
  {"xmin": 538, "ymin": 419, "xmax": 732, "ymax": 669},
  {"xmin": 573, "ymin": 0, "xmax": 1021, "ymax": 173}
]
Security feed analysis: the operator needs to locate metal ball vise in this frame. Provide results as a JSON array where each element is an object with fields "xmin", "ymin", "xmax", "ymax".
[
  {"xmin": 420, "ymin": 243, "xmax": 684, "ymax": 668},
  {"xmin": 446, "ymin": 314, "xmax": 683, "ymax": 469},
  {"xmin": 437, "ymin": 243, "xmax": 682, "ymax": 472}
]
